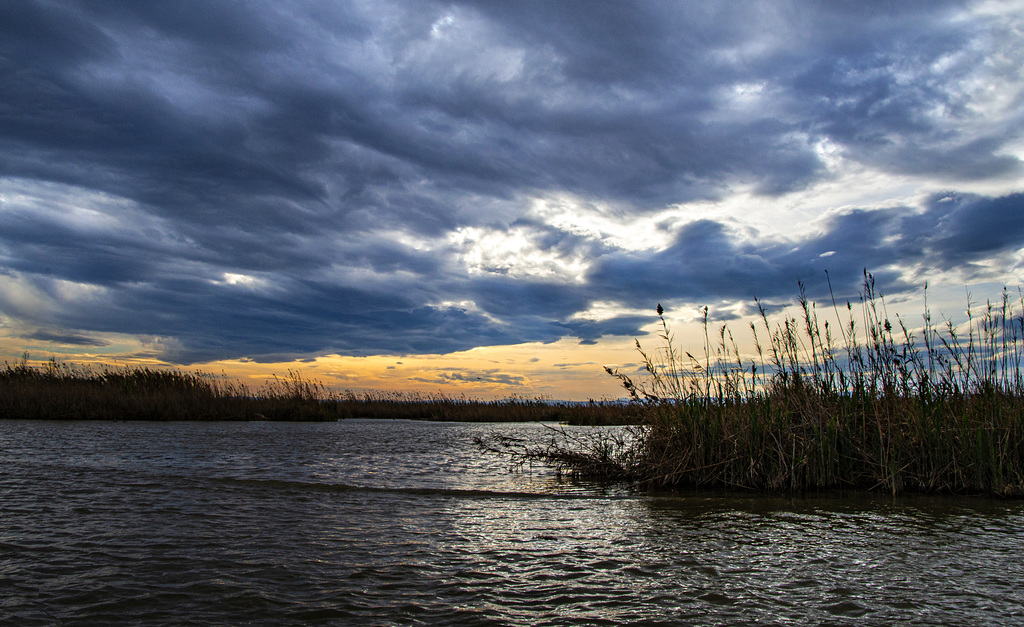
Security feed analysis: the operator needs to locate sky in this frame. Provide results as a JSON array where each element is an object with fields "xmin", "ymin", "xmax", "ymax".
[{"xmin": 1, "ymin": 0, "xmax": 1023, "ymax": 400}]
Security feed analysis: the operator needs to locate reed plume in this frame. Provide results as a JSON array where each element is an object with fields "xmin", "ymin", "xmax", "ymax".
[{"xmin": 589, "ymin": 271, "xmax": 1024, "ymax": 496}]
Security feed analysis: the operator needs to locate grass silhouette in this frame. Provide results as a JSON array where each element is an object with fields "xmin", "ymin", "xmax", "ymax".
[
  {"xmin": 506, "ymin": 272, "xmax": 1024, "ymax": 496},
  {"xmin": 0, "ymin": 358, "xmax": 636, "ymax": 424}
]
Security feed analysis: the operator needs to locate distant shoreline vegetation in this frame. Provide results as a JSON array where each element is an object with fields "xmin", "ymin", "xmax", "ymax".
[
  {"xmin": 6, "ymin": 272, "xmax": 1024, "ymax": 497},
  {"xmin": 0, "ymin": 358, "xmax": 637, "ymax": 424},
  {"xmin": 489, "ymin": 272, "xmax": 1024, "ymax": 497}
]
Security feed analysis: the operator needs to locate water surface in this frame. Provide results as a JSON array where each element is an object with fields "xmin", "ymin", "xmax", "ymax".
[{"xmin": 1, "ymin": 420, "xmax": 1022, "ymax": 625}]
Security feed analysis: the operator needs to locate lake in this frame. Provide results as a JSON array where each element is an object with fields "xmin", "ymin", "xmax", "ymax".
[{"xmin": 1, "ymin": 419, "xmax": 1022, "ymax": 625}]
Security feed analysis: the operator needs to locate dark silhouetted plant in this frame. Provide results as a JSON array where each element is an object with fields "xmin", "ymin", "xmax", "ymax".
[{"xmin": 557, "ymin": 271, "xmax": 1024, "ymax": 496}]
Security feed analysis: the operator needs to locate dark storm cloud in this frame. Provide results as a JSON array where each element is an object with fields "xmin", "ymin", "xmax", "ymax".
[
  {"xmin": 590, "ymin": 192, "xmax": 1024, "ymax": 313},
  {"xmin": 905, "ymin": 193, "xmax": 1024, "ymax": 268},
  {"xmin": 1, "ymin": 1, "xmax": 1021, "ymax": 362},
  {"xmin": 25, "ymin": 329, "xmax": 109, "ymax": 348}
]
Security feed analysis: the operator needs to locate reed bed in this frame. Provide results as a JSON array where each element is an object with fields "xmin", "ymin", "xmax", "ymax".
[
  {"xmin": 528, "ymin": 272, "xmax": 1024, "ymax": 496},
  {"xmin": 330, "ymin": 390, "xmax": 637, "ymax": 424},
  {"xmin": 0, "ymin": 358, "xmax": 636, "ymax": 424},
  {"xmin": 0, "ymin": 359, "xmax": 341, "ymax": 421}
]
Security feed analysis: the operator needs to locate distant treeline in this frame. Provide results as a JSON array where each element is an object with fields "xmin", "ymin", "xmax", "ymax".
[{"xmin": 0, "ymin": 357, "xmax": 637, "ymax": 425}]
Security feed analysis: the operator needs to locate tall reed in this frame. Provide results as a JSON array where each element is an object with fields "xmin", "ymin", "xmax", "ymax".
[{"xmin": 591, "ymin": 271, "xmax": 1024, "ymax": 496}]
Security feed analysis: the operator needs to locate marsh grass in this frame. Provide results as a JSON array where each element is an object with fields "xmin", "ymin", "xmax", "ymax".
[
  {"xmin": 0, "ymin": 357, "xmax": 636, "ymax": 424},
  {"xmin": 332, "ymin": 391, "xmax": 637, "ymax": 424},
  {"xmin": 537, "ymin": 272, "xmax": 1024, "ymax": 496},
  {"xmin": 475, "ymin": 425, "xmax": 641, "ymax": 480},
  {"xmin": 0, "ymin": 358, "xmax": 342, "ymax": 421}
]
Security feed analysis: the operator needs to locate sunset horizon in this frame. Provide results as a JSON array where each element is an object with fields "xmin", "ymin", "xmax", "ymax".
[{"xmin": 2, "ymin": 1, "xmax": 1022, "ymax": 400}]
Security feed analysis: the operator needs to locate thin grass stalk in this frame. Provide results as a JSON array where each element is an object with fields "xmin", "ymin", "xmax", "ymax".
[{"xmin": 551, "ymin": 274, "xmax": 1024, "ymax": 496}]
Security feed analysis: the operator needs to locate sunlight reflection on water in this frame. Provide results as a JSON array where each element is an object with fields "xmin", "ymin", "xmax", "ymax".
[{"xmin": 1, "ymin": 419, "xmax": 1022, "ymax": 625}]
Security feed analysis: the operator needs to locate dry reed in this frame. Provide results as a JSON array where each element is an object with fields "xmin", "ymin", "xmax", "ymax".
[{"xmin": 542, "ymin": 271, "xmax": 1024, "ymax": 496}]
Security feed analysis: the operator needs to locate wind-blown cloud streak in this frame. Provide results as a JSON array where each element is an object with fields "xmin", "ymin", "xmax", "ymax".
[{"xmin": 1, "ymin": 0, "xmax": 1022, "ymax": 366}]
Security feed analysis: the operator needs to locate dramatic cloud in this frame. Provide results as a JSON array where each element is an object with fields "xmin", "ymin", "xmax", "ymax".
[
  {"xmin": 1, "ymin": 0, "xmax": 1022, "ymax": 366},
  {"xmin": 591, "ymin": 192, "xmax": 1024, "ymax": 311}
]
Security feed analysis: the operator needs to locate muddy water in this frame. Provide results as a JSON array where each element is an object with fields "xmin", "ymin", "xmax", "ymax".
[{"xmin": 1, "ymin": 419, "xmax": 1021, "ymax": 625}]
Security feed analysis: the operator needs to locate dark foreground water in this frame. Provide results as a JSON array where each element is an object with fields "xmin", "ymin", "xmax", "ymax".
[{"xmin": 1, "ymin": 420, "xmax": 1022, "ymax": 626}]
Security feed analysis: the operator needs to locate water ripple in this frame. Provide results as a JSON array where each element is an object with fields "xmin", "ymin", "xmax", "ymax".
[{"xmin": 2, "ymin": 420, "xmax": 1023, "ymax": 625}]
